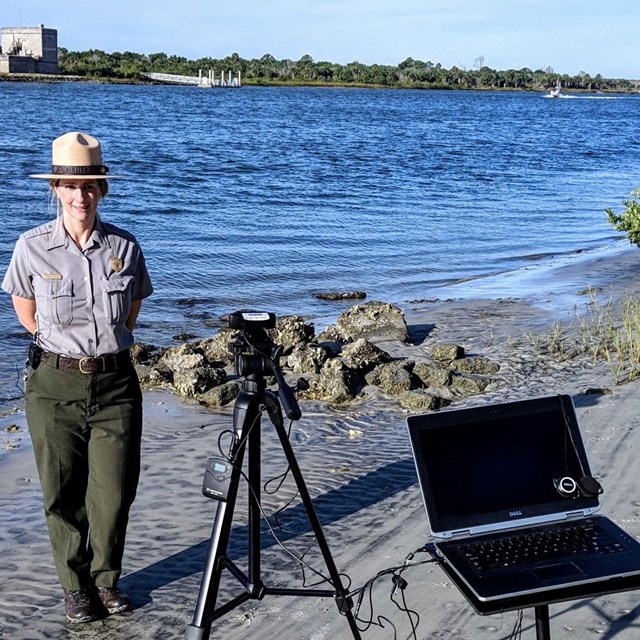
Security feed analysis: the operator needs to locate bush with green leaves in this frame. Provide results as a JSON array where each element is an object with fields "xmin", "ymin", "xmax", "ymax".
[{"xmin": 606, "ymin": 188, "xmax": 640, "ymax": 246}]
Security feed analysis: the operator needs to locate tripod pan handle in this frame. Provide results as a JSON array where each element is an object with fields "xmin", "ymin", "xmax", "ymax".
[{"xmin": 272, "ymin": 364, "xmax": 302, "ymax": 421}]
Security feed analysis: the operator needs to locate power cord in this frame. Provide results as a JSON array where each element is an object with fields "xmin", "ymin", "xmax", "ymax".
[
  {"xmin": 216, "ymin": 413, "xmax": 337, "ymax": 589},
  {"xmin": 14, "ymin": 341, "xmax": 32, "ymax": 398},
  {"xmin": 213, "ymin": 411, "xmax": 438, "ymax": 639},
  {"xmin": 348, "ymin": 546, "xmax": 437, "ymax": 638},
  {"xmin": 507, "ymin": 609, "xmax": 524, "ymax": 639}
]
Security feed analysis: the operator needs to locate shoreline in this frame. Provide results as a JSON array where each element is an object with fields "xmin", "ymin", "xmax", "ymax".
[
  {"xmin": 2, "ymin": 73, "xmax": 639, "ymax": 93},
  {"xmin": 0, "ymin": 237, "xmax": 632, "ymax": 416},
  {"xmin": 421, "ymin": 240, "xmax": 640, "ymax": 315},
  {"xmin": 1, "ymin": 243, "xmax": 640, "ymax": 638},
  {"xmin": 2, "ymin": 239, "xmax": 639, "ymax": 458}
]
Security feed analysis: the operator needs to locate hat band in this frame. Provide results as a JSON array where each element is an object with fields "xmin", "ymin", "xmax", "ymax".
[{"xmin": 51, "ymin": 164, "xmax": 109, "ymax": 176}]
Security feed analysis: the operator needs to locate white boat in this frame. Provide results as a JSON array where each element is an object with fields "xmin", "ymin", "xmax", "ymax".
[{"xmin": 548, "ymin": 80, "xmax": 563, "ymax": 98}]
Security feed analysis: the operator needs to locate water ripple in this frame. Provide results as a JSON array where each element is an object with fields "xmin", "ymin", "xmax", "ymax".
[{"xmin": 0, "ymin": 85, "xmax": 639, "ymax": 405}]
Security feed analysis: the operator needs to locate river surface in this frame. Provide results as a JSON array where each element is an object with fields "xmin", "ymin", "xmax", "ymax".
[{"xmin": 0, "ymin": 83, "xmax": 639, "ymax": 408}]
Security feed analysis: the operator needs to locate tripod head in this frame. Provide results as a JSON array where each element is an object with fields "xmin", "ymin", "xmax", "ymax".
[{"xmin": 228, "ymin": 310, "xmax": 302, "ymax": 420}]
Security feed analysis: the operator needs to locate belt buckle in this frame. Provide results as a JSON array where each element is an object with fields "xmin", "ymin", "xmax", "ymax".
[{"xmin": 79, "ymin": 357, "xmax": 100, "ymax": 374}]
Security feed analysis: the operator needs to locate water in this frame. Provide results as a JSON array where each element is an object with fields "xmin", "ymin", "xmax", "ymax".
[{"xmin": 1, "ymin": 83, "xmax": 639, "ymax": 408}]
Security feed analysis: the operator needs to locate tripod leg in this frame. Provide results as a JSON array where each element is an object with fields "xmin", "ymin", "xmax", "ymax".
[
  {"xmin": 186, "ymin": 391, "xmax": 259, "ymax": 639},
  {"xmin": 186, "ymin": 501, "xmax": 235, "ymax": 639},
  {"xmin": 247, "ymin": 404, "xmax": 263, "ymax": 593},
  {"xmin": 264, "ymin": 394, "xmax": 362, "ymax": 639}
]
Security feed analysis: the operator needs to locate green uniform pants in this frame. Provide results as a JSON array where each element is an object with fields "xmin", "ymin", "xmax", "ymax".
[{"xmin": 25, "ymin": 359, "xmax": 142, "ymax": 590}]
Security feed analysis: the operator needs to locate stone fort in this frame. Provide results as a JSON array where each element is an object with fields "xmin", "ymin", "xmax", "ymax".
[{"xmin": 0, "ymin": 24, "xmax": 58, "ymax": 74}]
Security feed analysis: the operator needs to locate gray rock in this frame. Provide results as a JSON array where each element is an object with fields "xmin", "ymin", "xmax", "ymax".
[
  {"xmin": 302, "ymin": 358, "xmax": 357, "ymax": 404},
  {"xmin": 583, "ymin": 387, "xmax": 613, "ymax": 395},
  {"xmin": 399, "ymin": 390, "xmax": 450, "ymax": 411},
  {"xmin": 199, "ymin": 381, "xmax": 241, "ymax": 407},
  {"xmin": 335, "ymin": 301, "xmax": 408, "ymax": 343},
  {"xmin": 339, "ymin": 338, "xmax": 393, "ymax": 373},
  {"xmin": 194, "ymin": 329, "xmax": 238, "ymax": 365},
  {"xmin": 365, "ymin": 360, "xmax": 414, "ymax": 395},
  {"xmin": 287, "ymin": 344, "xmax": 330, "ymax": 374},
  {"xmin": 450, "ymin": 374, "xmax": 491, "ymax": 395},
  {"xmin": 158, "ymin": 343, "xmax": 208, "ymax": 371},
  {"xmin": 131, "ymin": 342, "xmax": 164, "ymax": 366},
  {"xmin": 135, "ymin": 364, "xmax": 172, "ymax": 388},
  {"xmin": 412, "ymin": 361, "xmax": 453, "ymax": 386},
  {"xmin": 450, "ymin": 356, "xmax": 500, "ymax": 375},
  {"xmin": 137, "ymin": 299, "xmax": 502, "ymax": 411},
  {"xmin": 173, "ymin": 367, "xmax": 227, "ymax": 397},
  {"xmin": 430, "ymin": 343, "xmax": 465, "ymax": 364},
  {"xmin": 269, "ymin": 316, "xmax": 315, "ymax": 355},
  {"xmin": 422, "ymin": 383, "xmax": 455, "ymax": 401},
  {"xmin": 314, "ymin": 291, "xmax": 367, "ymax": 301},
  {"xmin": 316, "ymin": 324, "xmax": 347, "ymax": 347}
]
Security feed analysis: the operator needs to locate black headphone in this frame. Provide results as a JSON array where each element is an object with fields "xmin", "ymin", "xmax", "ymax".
[
  {"xmin": 553, "ymin": 475, "xmax": 603, "ymax": 499},
  {"xmin": 553, "ymin": 396, "xmax": 603, "ymax": 499}
]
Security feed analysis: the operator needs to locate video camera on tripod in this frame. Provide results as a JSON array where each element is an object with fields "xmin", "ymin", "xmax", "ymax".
[
  {"xmin": 227, "ymin": 310, "xmax": 302, "ymax": 420},
  {"xmin": 228, "ymin": 310, "xmax": 277, "ymax": 375}
]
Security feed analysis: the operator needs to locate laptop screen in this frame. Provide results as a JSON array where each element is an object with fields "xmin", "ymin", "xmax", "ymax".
[{"xmin": 407, "ymin": 395, "xmax": 600, "ymax": 537}]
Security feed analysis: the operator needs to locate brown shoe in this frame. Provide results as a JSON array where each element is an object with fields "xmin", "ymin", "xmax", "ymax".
[
  {"xmin": 96, "ymin": 586, "xmax": 132, "ymax": 614},
  {"xmin": 63, "ymin": 588, "xmax": 96, "ymax": 623}
]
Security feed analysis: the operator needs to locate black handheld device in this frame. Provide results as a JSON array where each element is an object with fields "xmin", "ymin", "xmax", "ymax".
[
  {"xmin": 27, "ymin": 341, "xmax": 42, "ymax": 369},
  {"xmin": 202, "ymin": 457, "xmax": 234, "ymax": 502}
]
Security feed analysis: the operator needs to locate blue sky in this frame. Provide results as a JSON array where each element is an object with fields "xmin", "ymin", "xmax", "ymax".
[{"xmin": 2, "ymin": 0, "xmax": 638, "ymax": 78}]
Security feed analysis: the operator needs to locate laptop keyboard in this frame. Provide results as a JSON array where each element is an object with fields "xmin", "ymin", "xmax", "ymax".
[{"xmin": 459, "ymin": 518, "xmax": 628, "ymax": 574}]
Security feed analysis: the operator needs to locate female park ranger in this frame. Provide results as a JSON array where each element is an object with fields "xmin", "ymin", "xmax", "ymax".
[{"xmin": 1, "ymin": 132, "xmax": 153, "ymax": 623}]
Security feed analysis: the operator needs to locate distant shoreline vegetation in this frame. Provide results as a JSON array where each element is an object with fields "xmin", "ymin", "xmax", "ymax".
[{"xmin": 5, "ymin": 49, "xmax": 640, "ymax": 91}]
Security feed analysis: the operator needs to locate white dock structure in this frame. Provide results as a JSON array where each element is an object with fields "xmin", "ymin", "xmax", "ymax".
[{"xmin": 143, "ymin": 69, "xmax": 241, "ymax": 87}]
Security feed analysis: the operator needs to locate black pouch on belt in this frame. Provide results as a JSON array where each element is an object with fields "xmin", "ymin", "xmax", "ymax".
[{"xmin": 27, "ymin": 342, "xmax": 42, "ymax": 369}]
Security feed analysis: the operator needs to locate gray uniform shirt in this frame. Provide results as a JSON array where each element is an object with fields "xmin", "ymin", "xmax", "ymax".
[{"xmin": 1, "ymin": 215, "xmax": 153, "ymax": 358}]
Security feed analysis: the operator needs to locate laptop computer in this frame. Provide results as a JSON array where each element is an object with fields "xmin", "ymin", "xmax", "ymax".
[{"xmin": 407, "ymin": 394, "xmax": 640, "ymax": 603}]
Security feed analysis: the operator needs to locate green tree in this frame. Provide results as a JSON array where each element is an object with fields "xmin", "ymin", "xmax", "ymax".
[
  {"xmin": 606, "ymin": 189, "xmax": 640, "ymax": 246},
  {"xmin": 56, "ymin": 46, "xmax": 636, "ymax": 91}
]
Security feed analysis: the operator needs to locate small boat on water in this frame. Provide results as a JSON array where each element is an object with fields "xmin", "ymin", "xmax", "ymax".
[{"xmin": 548, "ymin": 80, "xmax": 564, "ymax": 98}]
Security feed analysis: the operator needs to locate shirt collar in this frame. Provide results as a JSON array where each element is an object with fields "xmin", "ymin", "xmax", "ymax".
[
  {"xmin": 89, "ymin": 215, "xmax": 112, "ymax": 249},
  {"xmin": 46, "ymin": 217, "xmax": 68, "ymax": 250},
  {"xmin": 46, "ymin": 213, "xmax": 111, "ymax": 251}
]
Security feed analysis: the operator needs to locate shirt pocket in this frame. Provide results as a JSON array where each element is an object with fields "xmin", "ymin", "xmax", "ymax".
[
  {"xmin": 101, "ymin": 275, "xmax": 133, "ymax": 325},
  {"xmin": 33, "ymin": 277, "xmax": 74, "ymax": 325}
]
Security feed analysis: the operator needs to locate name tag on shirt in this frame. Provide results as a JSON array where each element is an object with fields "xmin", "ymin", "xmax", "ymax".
[{"xmin": 42, "ymin": 273, "xmax": 63, "ymax": 280}]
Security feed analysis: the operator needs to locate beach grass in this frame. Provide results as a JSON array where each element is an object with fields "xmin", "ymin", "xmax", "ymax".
[{"xmin": 525, "ymin": 289, "xmax": 640, "ymax": 385}]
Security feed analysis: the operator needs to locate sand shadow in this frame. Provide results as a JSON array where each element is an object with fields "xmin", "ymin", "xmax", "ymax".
[
  {"xmin": 407, "ymin": 322, "xmax": 436, "ymax": 345},
  {"xmin": 121, "ymin": 457, "xmax": 419, "ymax": 606},
  {"xmin": 552, "ymin": 592, "xmax": 640, "ymax": 639},
  {"xmin": 122, "ymin": 391, "xmax": 617, "ymax": 612}
]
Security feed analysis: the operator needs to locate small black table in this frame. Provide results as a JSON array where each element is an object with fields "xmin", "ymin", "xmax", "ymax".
[{"xmin": 433, "ymin": 555, "xmax": 640, "ymax": 639}]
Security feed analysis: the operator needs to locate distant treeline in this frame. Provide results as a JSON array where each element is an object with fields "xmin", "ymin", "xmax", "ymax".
[{"xmin": 58, "ymin": 49, "xmax": 636, "ymax": 91}]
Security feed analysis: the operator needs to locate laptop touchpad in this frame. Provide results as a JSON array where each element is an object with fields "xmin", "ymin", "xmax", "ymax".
[{"xmin": 532, "ymin": 563, "xmax": 583, "ymax": 582}]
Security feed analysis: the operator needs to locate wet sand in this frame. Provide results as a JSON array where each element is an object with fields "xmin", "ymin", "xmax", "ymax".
[{"xmin": 2, "ymin": 246, "xmax": 640, "ymax": 639}]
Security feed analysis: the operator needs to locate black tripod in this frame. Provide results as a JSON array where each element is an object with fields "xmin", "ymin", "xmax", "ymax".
[{"xmin": 186, "ymin": 312, "xmax": 362, "ymax": 640}]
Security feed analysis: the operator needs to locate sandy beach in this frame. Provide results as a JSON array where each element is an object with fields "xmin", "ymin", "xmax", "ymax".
[{"xmin": 2, "ymin": 246, "xmax": 640, "ymax": 640}]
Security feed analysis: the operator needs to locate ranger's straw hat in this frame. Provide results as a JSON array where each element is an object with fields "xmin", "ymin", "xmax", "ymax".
[{"xmin": 30, "ymin": 131, "xmax": 122, "ymax": 180}]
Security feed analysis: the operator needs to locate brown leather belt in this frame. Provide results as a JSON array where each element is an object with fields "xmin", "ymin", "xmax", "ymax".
[{"xmin": 40, "ymin": 349, "xmax": 131, "ymax": 374}]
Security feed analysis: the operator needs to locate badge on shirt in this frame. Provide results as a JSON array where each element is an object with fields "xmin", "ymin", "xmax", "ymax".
[
  {"xmin": 42, "ymin": 273, "xmax": 63, "ymax": 280},
  {"xmin": 110, "ymin": 257, "xmax": 124, "ymax": 273}
]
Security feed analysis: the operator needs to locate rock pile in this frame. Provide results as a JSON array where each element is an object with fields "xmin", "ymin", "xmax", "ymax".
[{"xmin": 132, "ymin": 300, "xmax": 502, "ymax": 412}]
